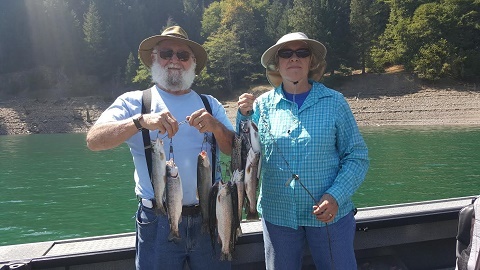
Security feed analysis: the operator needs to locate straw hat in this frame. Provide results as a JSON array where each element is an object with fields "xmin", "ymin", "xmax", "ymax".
[
  {"xmin": 138, "ymin": 26, "xmax": 207, "ymax": 75},
  {"xmin": 261, "ymin": 32, "xmax": 327, "ymax": 87}
]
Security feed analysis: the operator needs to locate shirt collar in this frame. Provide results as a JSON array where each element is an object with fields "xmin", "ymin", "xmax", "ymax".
[{"xmin": 272, "ymin": 80, "xmax": 333, "ymax": 106}]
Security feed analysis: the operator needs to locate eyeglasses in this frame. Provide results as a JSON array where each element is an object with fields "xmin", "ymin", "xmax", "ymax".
[
  {"xmin": 156, "ymin": 50, "xmax": 192, "ymax": 62},
  {"xmin": 277, "ymin": 48, "xmax": 311, "ymax": 59}
]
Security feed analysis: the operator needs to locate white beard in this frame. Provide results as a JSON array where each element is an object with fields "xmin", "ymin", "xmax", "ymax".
[{"xmin": 151, "ymin": 61, "xmax": 196, "ymax": 92}]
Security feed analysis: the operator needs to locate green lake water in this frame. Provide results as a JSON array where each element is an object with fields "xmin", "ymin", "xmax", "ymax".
[{"xmin": 1, "ymin": 126, "xmax": 480, "ymax": 246}]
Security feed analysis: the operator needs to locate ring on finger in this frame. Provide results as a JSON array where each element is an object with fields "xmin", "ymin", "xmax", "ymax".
[
  {"xmin": 198, "ymin": 123, "xmax": 203, "ymax": 128},
  {"xmin": 329, "ymin": 213, "xmax": 333, "ymax": 218}
]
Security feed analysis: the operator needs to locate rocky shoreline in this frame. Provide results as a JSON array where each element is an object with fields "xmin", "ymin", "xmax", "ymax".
[
  {"xmin": 0, "ymin": 96, "xmax": 111, "ymax": 135},
  {"xmin": 1, "ymin": 73, "xmax": 479, "ymax": 135}
]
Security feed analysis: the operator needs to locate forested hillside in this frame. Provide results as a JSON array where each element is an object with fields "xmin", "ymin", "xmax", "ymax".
[{"xmin": 0, "ymin": 0, "xmax": 478, "ymax": 99}]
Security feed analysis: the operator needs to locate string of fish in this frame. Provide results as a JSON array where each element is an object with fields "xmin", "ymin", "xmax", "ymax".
[
  {"xmin": 157, "ymin": 122, "xmax": 215, "ymax": 162},
  {"xmin": 256, "ymin": 84, "xmax": 336, "ymax": 270},
  {"xmin": 158, "ymin": 123, "xmax": 220, "ymax": 178}
]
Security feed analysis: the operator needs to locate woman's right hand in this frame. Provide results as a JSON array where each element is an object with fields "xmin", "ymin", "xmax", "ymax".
[{"xmin": 238, "ymin": 93, "xmax": 256, "ymax": 116}]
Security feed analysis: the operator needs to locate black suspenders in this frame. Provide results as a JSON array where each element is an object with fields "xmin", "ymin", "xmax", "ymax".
[
  {"xmin": 141, "ymin": 88, "xmax": 153, "ymax": 180},
  {"xmin": 199, "ymin": 94, "xmax": 217, "ymax": 183}
]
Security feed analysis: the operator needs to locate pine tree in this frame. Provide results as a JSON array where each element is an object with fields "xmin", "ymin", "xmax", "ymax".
[
  {"xmin": 83, "ymin": 1, "xmax": 106, "ymax": 77},
  {"xmin": 125, "ymin": 52, "xmax": 137, "ymax": 85},
  {"xmin": 350, "ymin": 0, "xmax": 380, "ymax": 74}
]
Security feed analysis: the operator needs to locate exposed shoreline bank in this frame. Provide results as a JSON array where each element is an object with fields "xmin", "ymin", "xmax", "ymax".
[{"xmin": 1, "ymin": 73, "xmax": 479, "ymax": 135}]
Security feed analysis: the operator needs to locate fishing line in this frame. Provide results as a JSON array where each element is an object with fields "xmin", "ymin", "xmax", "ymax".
[
  {"xmin": 164, "ymin": 119, "xmax": 193, "ymax": 162},
  {"xmin": 201, "ymin": 133, "xmax": 208, "ymax": 151},
  {"xmin": 168, "ymin": 138, "xmax": 174, "ymax": 161},
  {"xmin": 155, "ymin": 119, "xmax": 213, "ymax": 161},
  {"xmin": 157, "ymin": 119, "xmax": 189, "ymax": 140}
]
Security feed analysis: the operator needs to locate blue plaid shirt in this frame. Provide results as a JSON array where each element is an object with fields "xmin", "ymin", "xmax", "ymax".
[{"xmin": 236, "ymin": 81, "xmax": 369, "ymax": 229}]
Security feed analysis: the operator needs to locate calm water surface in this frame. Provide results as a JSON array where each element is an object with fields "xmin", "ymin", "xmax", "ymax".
[
  {"xmin": 0, "ymin": 133, "xmax": 136, "ymax": 246},
  {"xmin": 354, "ymin": 126, "xmax": 480, "ymax": 206},
  {"xmin": 1, "ymin": 126, "xmax": 480, "ymax": 246}
]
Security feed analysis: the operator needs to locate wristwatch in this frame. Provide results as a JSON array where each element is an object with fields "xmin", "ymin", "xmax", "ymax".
[{"xmin": 132, "ymin": 114, "xmax": 144, "ymax": 131}]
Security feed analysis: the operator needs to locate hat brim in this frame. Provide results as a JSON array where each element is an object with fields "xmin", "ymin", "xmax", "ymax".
[
  {"xmin": 138, "ymin": 35, "xmax": 207, "ymax": 75},
  {"xmin": 261, "ymin": 39, "xmax": 327, "ymax": 87}
]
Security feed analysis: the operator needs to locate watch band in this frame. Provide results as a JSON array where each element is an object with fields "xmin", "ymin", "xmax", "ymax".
[{"xmin": 133, "ymin": 114, "xmax": 143, "ymax": 131}]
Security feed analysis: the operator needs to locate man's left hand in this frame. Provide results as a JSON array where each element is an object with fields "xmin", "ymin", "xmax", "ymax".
[{"xmin": 187, "ymin": 108, "xmax": 217, "ymax": 133}]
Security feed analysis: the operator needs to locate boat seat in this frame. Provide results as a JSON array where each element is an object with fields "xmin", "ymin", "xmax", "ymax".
[{"xmin": 456, "ymin": 202, "xmax": 475, "ymax": 258}]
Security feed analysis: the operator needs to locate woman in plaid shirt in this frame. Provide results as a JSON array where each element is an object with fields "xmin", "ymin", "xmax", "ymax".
[{"xmin": 236, "ymin": 32, "xmax": 369, "ymax": 269}]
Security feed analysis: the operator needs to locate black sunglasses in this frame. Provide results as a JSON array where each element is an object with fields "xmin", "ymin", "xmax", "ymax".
[
  {"xmin": 277, "ymin": 48, "xmax": 311, "ymax": 59},
  {"xmin": 157, "ymin": 50, "xmax": 191, "ymax": 62}
]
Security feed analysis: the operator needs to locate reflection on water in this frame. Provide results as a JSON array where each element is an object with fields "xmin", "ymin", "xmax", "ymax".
[{"xmin": 1, "ymin": 127, "xmax": 480, "ymax": 246}]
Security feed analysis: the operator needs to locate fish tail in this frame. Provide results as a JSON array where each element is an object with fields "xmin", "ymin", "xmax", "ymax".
[
  {"xmin": 246, "ymin": 210, "xmax": 259, "ymax": 220},
  {"xmin": 168, "ymin": 230, "xmax": 181, "ymax": 243},
  {"xmin": 220, "ymin": 252, "xmax": 233, "ymax": 261},
  {"xmin": 155, "ymin": 206, "xmax": 166, "ymax": 216}
]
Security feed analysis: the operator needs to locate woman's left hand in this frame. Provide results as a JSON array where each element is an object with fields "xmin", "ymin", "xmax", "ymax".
[
  {"xmin": 238, "ymin": 93, "xmax": 256, "ymax": 116},
  {"xmin": 312, "ymin": 193, "xmax": 339, "ymax": 223}
]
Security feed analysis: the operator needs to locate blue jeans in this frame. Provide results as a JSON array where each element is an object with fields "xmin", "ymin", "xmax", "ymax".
[
  {"xmin": 135, "ymin": 203, "xmax": 231, "ymax": 270},
  {"xmin": 262, "ymin": 211, "xmax": 357, "ymax": 270}
]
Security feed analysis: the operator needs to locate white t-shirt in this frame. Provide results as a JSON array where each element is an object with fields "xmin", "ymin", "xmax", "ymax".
[{"xmin": 95, "ymin": 85, "xmax": 234, "ymax": 205}]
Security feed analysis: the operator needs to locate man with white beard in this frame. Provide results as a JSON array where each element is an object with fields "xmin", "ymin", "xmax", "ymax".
[{"xmin": 86, "ymin": 26, "xmax": 234, "ymax": 270}]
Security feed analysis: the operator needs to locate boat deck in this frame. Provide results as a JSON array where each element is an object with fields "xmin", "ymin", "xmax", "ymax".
[{"xmin": 1, "ymin": 196, "xmax": 474, "ymax": 270}]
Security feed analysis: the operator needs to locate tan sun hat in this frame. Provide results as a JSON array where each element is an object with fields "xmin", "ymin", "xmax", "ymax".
[
  {"xmin": 138, "ymin": 26, "xmax": 207, "ymax": 75},
  {"xmin": 261, "ymin": 32, "xmax": 327, "ymax": 87}
]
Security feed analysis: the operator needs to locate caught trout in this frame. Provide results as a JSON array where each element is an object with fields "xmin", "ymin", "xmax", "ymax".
[
  {"xmin": 197, "ymin": 150, "xmax": 212, "ymax": 234},
  {"xmin": 208, "ymin": 181, "xmax": 220, "ymax": 251},
  {"xmin": 244, "ymin": 148, "xmax": 260, "ymax": 220},
  {"xmin": 166, "ymin": 158, "xmax": 183, "ymax": 243},
  {"xmin": 151, "ymin": 138, "xmax": 167, "ymax": 215},
  {"xmin": 239, "ymin": 120, "xmax": 252, "ymax": 170},
  {"xmin": 231, "ymin": 169, "xmax": 245, "ymax": 238},
  {"xmin": 216, "ymin": 181, "xmax": 239, "ymax": 261},
  {"xmin": 248, "ymin": 120, "xmax": 261, "ymax": 153},
  {"xmin": 230, "ymin": 133, "xmax": 243, "ymax": 173},
  {"xmin": 248, "ymin": 121, "xmax": 262, "ymax": 180}
]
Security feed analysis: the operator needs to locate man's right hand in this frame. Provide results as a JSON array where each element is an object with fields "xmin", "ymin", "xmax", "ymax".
[{"xmin": 142, "ymin": 111, "xmax": 179, "ymax": 138}]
